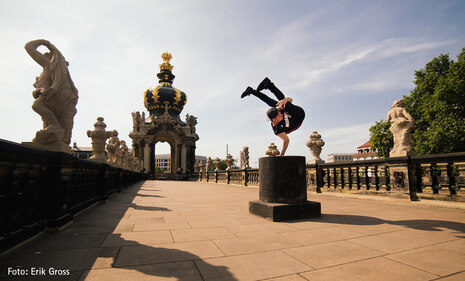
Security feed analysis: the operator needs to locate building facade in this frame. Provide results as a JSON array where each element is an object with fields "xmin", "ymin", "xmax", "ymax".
[
  {"xmin": 327, "ymin": 153, "xmax": 353, "ymax": 163},
  {"xmin": 352, "ymin": 141, "xmax": 378, "ymax": 161},
  {"xmin": 155, "ymin": 154, "xmax": 207, "ymax": 172}
]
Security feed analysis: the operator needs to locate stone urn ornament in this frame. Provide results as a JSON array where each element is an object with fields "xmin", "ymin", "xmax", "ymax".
[
  {"xmin": 306, "ymin": 131, "xmax": 325, "ymax": 164},
  {"xmin": 225, "ymin": 154, "xmax": 234, "ymax": 170},
  {"xmin": 87, "ymin": 117, "xmax": 112, "ymax": 163},
  {"xmin": 213, "ymin": 157, "xmax": 221, "ymax": 171},
  {"xmin": 266, "ymin": 143, "xmax": 280, "ymax": 157}
]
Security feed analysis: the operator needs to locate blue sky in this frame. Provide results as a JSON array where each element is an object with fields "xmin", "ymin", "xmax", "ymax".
[{"xmin": 1, "ymin": 0, "xmax": 464, "ymax": 167}]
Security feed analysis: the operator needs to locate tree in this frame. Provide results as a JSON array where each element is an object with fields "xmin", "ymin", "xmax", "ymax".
[
  {"xmin": 404, "ymin": 47, "xmax": 465, "ymax": 154},
  {"xmin": 369, "ymin": 120, "xmax": 393, "ymax": 158},
  {"xmin": 370, "ymin": 47, "xmax": 465, "ymax": 156}
]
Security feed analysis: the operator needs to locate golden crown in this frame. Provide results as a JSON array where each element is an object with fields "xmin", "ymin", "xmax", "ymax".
[{"xmin": 159, "ymin": 52, "xmax": 174, "ymax": 71}]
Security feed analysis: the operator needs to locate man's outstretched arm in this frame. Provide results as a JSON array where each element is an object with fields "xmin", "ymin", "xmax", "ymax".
[{"xmin": 277, "ymin": 132, "xmax": 289, "ymax": 156}]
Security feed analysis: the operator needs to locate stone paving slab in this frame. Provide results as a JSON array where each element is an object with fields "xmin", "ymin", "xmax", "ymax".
[{"xmin": 1, "ymin": 180, "xmax": 465, "ymax": 281}]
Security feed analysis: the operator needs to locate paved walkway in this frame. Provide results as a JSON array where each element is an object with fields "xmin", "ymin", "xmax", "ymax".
[{"xmin": 1, "ymin": 180, "xmax": 465, "ymax": 281}]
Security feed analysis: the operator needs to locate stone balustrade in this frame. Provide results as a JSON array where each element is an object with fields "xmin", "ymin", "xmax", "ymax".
[
  {"xmin": 0, "ymin": 139, "xmax": 144, "ymax": 254},
  {"xmin": 191, "ymin": 153, "xmax": 465, "ymax": 201}
]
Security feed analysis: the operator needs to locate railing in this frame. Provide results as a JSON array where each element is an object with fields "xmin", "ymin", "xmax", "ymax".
[
  {"xmin": 0, "ymin": 139, "xmax": 144, "ymax": 254},
  {"xmin": 191, "ymin": 169, "xmax": 260, "ymax": 186},
  {"xmin": 191, "ymin": 153, "xmax": 465, "ymax": 201}
]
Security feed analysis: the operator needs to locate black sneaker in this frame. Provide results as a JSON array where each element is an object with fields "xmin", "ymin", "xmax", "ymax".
[
  {"xmin": 241, "ymin": 86, "xmax": 255, "ymax": 98},
  {"xmin": 257, "ymin": 77, "xmax": 272, "ymax": 92}
]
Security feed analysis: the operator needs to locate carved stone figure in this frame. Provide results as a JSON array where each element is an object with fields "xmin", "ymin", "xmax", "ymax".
[
  {"xmin": 24, "ymin": 39, "xmax": 78, "ymax": 152},
  {"xmin": 106, "ymin": 131, "xmax": 120, "ymax": 166},
  {"xmin": 266, "ymin": 143, "xmax": 280, "ymax": 157},
  {"xmin": 120, "ymin": 140, "xmax": 129, "ymax": 169},
  {"xmin": 306, "ymin": 131, "xmax": 325, "ymax": 164},
  {"xmin": 387, "ymin": 100, "xmax": 415, "ymax": 157},
  {"xmin": 241, "ymin": 146, "xmax": 250, "ymax": 169},
  {"xmin": 87, "ymin": 117, "xmax": 112, "ymax": 163}
]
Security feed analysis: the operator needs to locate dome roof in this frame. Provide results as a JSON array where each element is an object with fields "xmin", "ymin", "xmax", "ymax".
[{"xmin": 144, "ymin": 52, "xmax": 187, "ymax": 118}]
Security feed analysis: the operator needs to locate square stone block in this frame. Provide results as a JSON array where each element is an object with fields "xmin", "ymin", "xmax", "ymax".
[{"xmin": 249, "ymin": 200, "xmax": 321, "ymax": 222}]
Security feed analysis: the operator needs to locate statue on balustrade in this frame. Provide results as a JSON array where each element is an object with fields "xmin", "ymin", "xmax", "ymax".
[
  {"xmin": 106, "ymin": 131, "xmax": 120, "ymax": 166},
  {"xmin": 25, "ymin": 39, "xmax": 78, "ymax": 149},
  {"xmin": 241, "ymin": 146, "xmax": 250, "ymax": 169},
  {"xmin": 387, "ymin": 100, "xmax": 415, "ymax": 157},
  {"xmin": 120, "ymin": 140, "xmax": 129, "ymax": 168}
]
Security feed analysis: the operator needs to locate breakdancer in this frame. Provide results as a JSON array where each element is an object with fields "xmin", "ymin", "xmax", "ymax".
[{"xmin": 241, "ymin": 77, "xmax": 305, "ymax": 156}]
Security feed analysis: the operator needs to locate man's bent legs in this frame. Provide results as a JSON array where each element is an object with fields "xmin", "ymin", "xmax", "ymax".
[{"xmin": 252, "ymin": 91, "xmax": 278, "ymax": 107}]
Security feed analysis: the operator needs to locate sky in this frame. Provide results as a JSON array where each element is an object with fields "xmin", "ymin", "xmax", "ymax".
[{"xmin": 1, "ymin": 0, "xmax": 464, "ymax": 167}]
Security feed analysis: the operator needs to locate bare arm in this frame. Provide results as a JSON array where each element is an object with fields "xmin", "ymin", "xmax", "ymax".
[
  {"xmin": 277, "ymin": 132, "xmax": 289, "ymax": 156},
  {"xmin": 24, "ymin": 39, "xmax": 51, "ymax": 67},
  {"xmin": 276, "ymin": 97, "xmax": 293, "ymax": 110}
]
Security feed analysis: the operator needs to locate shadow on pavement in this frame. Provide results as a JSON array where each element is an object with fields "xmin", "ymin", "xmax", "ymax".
[
  {"xmin": 288, "ymin": 213, "xmax": 465, "ymax": 235},
  {"xmin": 0, "ymin": 180, "xmax": 237, "ymax": 281}
]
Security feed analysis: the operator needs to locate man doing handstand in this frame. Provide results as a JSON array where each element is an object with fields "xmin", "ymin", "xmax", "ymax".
[{"xmin": 241, "ymin": 77, "xmax": 305, "ymax": 156}]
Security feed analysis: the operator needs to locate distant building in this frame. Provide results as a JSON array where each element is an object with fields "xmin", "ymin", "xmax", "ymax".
[
  {"xmin": 155, "ymin": 154, "xmax": 207, "ymax": 172},
  {"xmin": 72, "ymin": 142, "xmax": 93, "ymax": 160},
  {"xmin": 327, "ymin": 153, "xmax": 353, "ymax": 163},
  {"xmin": 352, "ymin": 141, "xmax": 378, "ymax": 161}
]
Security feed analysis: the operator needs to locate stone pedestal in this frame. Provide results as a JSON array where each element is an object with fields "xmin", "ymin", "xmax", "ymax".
[
  {"xmin": 387, "ymin": 158, "xmax": 419, "ymax": 201},
  {"xmin": 249, "ymin": 156, "xmax": 321, "ymax": 221}
]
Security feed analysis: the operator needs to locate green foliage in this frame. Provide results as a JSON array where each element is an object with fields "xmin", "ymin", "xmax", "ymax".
[
  {"xmin": 154, "ymin": 166, "xmax": 165, "ymax": 174},
  {"xmin": 369, "ymin": 119, "xmax": 393, "ymax": 158},
  {"xmin": 207, "ymin": 159, "xmax": 237, "ymax": 171},
  {"xmin": 370, "ymin": 47, "xmax": 465, "ymax": 156},
  {"xmin": 403, "ymin": 48, "xmax": 465, "ymax": 155}
]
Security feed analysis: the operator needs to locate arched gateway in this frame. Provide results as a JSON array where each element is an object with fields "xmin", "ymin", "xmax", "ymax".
[{"xmin": 129, "ymin": 52, "xmax": 199, "ymax": 177}]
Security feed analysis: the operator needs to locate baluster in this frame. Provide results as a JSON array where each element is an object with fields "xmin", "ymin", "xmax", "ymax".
[
  {"xmin": 430, "ymin": 163, "xmax": 440, "ymax": 194},
  {"xmin": 414, "ymin": 162, "xmax": 424, "ymax": 193},
  {"xmin": 316, "ymin": 165, "xmax": 323, "ymax": 193},
  {"xmin": 356, "ymin": 167, "xmax": 361, "ymax": 190},
  {"xmin": 326, "ymin": 168, "xmax": 331, "ymax": 189},
  {"xmin": 348, "ymin": 167, "xmax": 353, "ymax": 190},
  {"xmin": 364, "ymin": 166, "xmax": 370, "ymax": 190},
  {"xmin": 340, "ymin": 167, "xmax": 345, "ymax": 189},
  {"xmin": 374, "ymin": 165, "xmax": 380, "ymax": 190},
  {"xmin": 447, "ymin": 162, "xmax": 458, "ymax": 195},
  {"xmin": 333, "ymin": 167, "xmax": 338, "ymax": 189}
]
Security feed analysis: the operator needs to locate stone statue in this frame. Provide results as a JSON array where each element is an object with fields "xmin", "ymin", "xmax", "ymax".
[
  {"xmin": 132, "ymin": 111, "xmax": 142, "ymax": 132},
  {"xmin": 120, "ymin": 140, "xmax": 129, "ymax": 168},
  {"xmin": 87, "ymin": 117, "xmax": 112, "ymax": 163},
  {"xmin": 266, "ymin": 143, "xmax": 280, "ymax": 157},
  {"xmin": 387, "ymin": 100, "xmax": 415, "ymax": 157},
  {"xmin": 207, "ymin": 157, "xmax": 213, "ymax": 171},
  {"xmin": 241, "ymin": 146, "xmax": 250, "ymax": 169},
  {"xmin": 25, "ymin": 39, "xmax": 78, "ymax": 150},
  {"xmin": 306, "ymin": 131, "xmax": 325, "ymax": 164},
  {"xmin": 106, "ymin": 131, "xmax": 120, "ymax": 166}
]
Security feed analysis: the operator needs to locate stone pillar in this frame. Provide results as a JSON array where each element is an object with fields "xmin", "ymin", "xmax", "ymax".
[
  {"xmin": 249, "ymin": 156, "xmax": 321, "ymax": 221},
  {"xmin": 388, "ymin": 157, "xmax": 419, "ymax": 201},
  {"xmin": 143, "ymin": 142, "xmax": 150, "ymax": 174}
]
